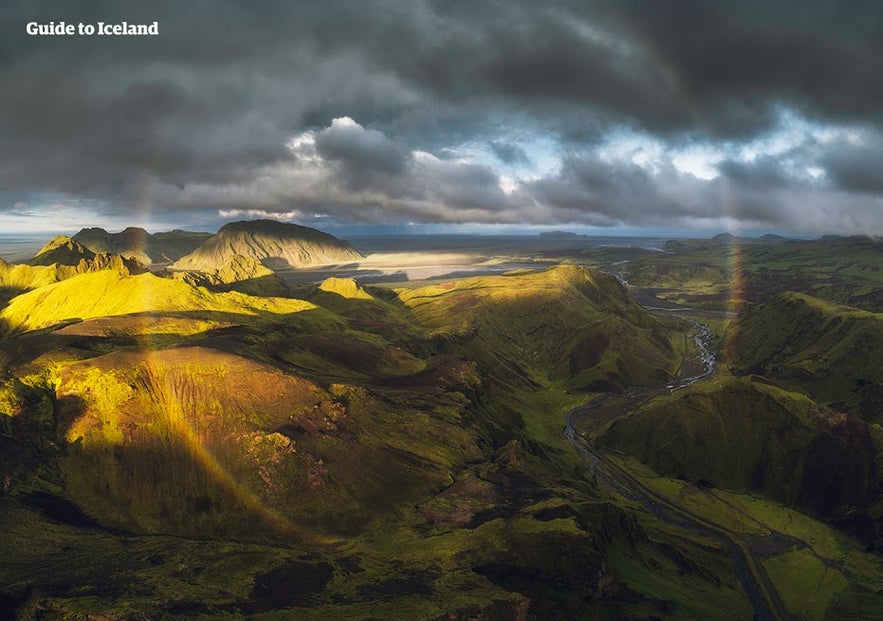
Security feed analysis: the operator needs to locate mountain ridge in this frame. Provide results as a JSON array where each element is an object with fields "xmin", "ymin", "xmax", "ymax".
[{"xmin": 73, "ymin": 226, "xmax": 210, "ymax": 264}]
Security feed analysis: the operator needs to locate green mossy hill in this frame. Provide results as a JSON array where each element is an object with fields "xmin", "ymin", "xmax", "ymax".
[
  {"xmin": 0, "ymin": 270, "xmax": 326, "ymax": 335},
  {"xmin": 1, "ymin": 251, "xmax": 146, "ymax": 303},
  {"xmin": 400, "ymin": 265, "xmax": 683, "ymax": 391},
  {"xmin": 275, "ymin": 330, "xmax": 427, "ymax": 378},
  {"xmin": 727, "ymin": 292, "xmax": 883, "ymax": 421},
  {"xmin": 214, "ymin": 254, "xmax": 274, "ymax": 284},
  {"xmin": 28, "ymin": 236, "xmax": 146, "ymax": 275},
  {"xmin": 0, "ymin": 377, "xmax": 56, "ymax": 487},
  {"xmin": 73, "ymin": 226, "xmax": 211, "ymax": 264},
  {"xmin": 28, "ymin": 236, "xmax": 95, "ymax": 266},
  {"xmin": 599, "ymin": 376, "xmax": 879, "ymax": 516},
  {"xmin": 171, "ymin": 254, "xmax": 290, "ymax": 297},
  {"xmin": 0, "ymin": 260, "xmax": 66, "ymax": 296},
  {"xmin": 75, "ymin": 252, "xmax": 146, "ymax": 276},
  {"xmin": 50, "ymin": 346, "xmax": 481, "ymax": 540},
  {"xmin": 307, "ymin": 278, "xmax": 417, "ymax": 339},
  {"xmin": 305, "ymin": 277, "xmax": 421, "ymax": 340},
  {"xmin": 617, "ymin": 235, "xmax": 883, "ymax": 311},
  {"xmin": 171, "ymin": 219, "xmax": 364, "ymax": 271},
  {"xmin": 318, "ymin": 276, "xmax": 374, "ymax": 300}
]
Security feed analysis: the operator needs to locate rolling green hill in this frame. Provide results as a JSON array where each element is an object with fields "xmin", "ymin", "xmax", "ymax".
[
  {"xmin": 727, "ymin": 292, "xmax": 883, "ymax": 421},
  {"xmin": 599, "ymin": 376, "xmax": 880, "ymax": 516},
  {"xmin": 0, "ymin": 261, "xmax": 728, "ymax": 619},
  {"xmin": 0, "ymin": 269, "xmax": 331, "ymax": 336},
  {"xmin": 601, "ymin": 235, "xmax": 883, "ymax": 311},
  {"xmin": 399, "ymin": 265, "xmax": 685, "ymax": 392},
  {"xmin": 0, "ymin": 251, "xmax": 146, "ymax": 304}
]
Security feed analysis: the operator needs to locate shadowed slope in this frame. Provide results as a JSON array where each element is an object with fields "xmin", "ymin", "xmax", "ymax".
[
  {"xmin": 29, "ymin": 236, "xmax": 95, "ymax": 266},
  {"xmin": 599, "ymin": 376, "xmax": 880, "ymax": 516},
  {"xmin": 171, "ymin": 255, "xmax": 291, "ymax": 297},
  {"xmin": 52, "ymin": 346, "xmax": 480, "ymax": 540},
  {"xmin": 73, "ymin": 227, "xmax": 211, "ymax": 264},
  {"xmin": 727, "ymin": 292, "xmax": 883, "ymax": 421}
]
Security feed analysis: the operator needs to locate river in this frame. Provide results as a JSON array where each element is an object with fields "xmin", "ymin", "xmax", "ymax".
[{"xmin": 564, "ymin": 291, "xmax": 790, "ymax": 620}]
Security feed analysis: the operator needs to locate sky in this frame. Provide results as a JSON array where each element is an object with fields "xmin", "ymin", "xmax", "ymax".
[{"xmin": 2, "ymin": 0, "xmax": 882, "ymax": 236}]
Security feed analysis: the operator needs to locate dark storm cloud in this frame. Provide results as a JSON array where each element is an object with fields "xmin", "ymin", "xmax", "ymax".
[
  {"xmin": 314, "ymin": 117, "xmax": 408, "ymax": 182},
  {"xmin": 717, "ymin": 157, "xmax": 793, "ymax": 191},
  {"xmin": 608, "ymin": 1, "xmax": 883, "ymax": 131},
  {"xmin": 490, "ymin": 141, "xmax": 530, "ymax": 166},
  {"xmin": 820, "ymin": 130, "xmax": 883, "ymax": 194},
  {"xmin": 530, "ymin": 153, "xmax": 717, "ymax": 227},
  {"xmin": 1, "ymin": 0, "xmax": 882, "ymax": 234}
]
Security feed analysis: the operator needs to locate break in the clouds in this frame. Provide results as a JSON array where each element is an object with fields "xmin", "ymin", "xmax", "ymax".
[{"xmin": 1, "ymin": 0, "xmax": 882, "ymax": 235}]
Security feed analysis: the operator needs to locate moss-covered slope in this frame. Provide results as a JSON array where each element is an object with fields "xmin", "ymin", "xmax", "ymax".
[
  {"xmin": 727, "ymin": 292, "xmax": 883, "ymax": 421},
  {"xmin": 599, "ymin": 376, "xmax": 879, "ymax": 516},
  {"xmin": 0, "ymin": 270, "xmax": 330, "ymax": 335}
]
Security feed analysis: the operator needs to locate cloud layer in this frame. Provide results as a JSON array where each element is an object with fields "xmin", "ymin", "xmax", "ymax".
[{"xmin": 2, "ymin": 0, "xmax": 882, "ymax": 234}]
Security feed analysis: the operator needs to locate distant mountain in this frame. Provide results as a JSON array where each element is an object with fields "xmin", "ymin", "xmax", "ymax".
[
  {"xmin": 73, "ymin": 227, "xmax": 211, "ymax": 264},
  {"xmin": 538, "ymin": 230, "xmax": 582, "ymax": 238},
  {"xmin": 711, "ymin": 232, "xmax": 739, "ymax": 243},
  {"xmin": 757, "ymin": 233, "xmax": 787, "ymax": 242},
  {"xmin": 29, "ymin": 236, "xmax": 95, "ymax": 266},
  {"xmin": 171, "ymin": 220, "xmax": 364, "ymax": 271}
]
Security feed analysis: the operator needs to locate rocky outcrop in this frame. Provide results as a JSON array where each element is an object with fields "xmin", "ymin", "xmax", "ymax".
[{"xmin": 28, "ymin": 236, "xmax": 95, "ymax": 266}]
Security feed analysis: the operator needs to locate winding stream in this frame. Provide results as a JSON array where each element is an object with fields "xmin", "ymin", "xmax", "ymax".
[{"xmin": 564, "ymin": 295, "xmax": 790, "ymax": 620}]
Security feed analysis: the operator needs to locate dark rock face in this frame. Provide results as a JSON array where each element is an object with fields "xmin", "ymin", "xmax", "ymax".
[
  {"xmin": 73, "ymin": 227, "xmax": 211, "ymax": 264},
  {"xmin": 799, "ymin": 414, "xmax": 878, "ymax": 514}
]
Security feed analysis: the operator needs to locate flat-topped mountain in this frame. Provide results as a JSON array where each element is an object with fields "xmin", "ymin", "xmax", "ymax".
[
  {"xmin": 73, "ymin": 226, "xmax": 210, "ymax": 264},
  {"xmin": 171, "ymin": 219, "xmax": 364, "ymax": 271}
]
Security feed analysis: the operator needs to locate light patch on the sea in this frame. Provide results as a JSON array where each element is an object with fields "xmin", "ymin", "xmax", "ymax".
[{"xmin": 0, "ymin": 196, "xmax": 116, "ymax": 234}]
